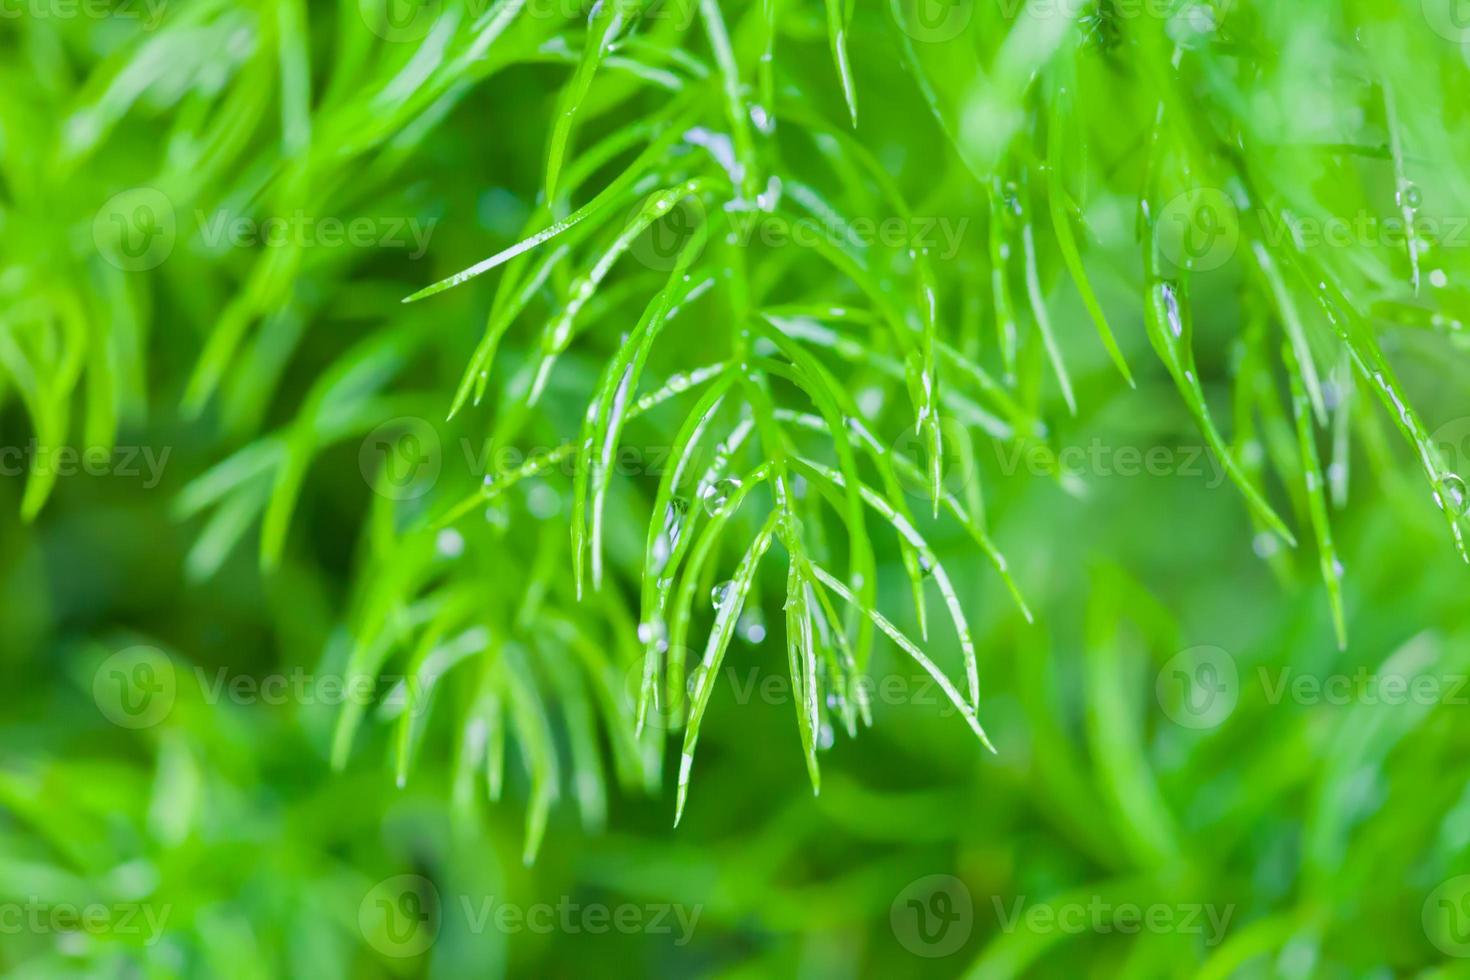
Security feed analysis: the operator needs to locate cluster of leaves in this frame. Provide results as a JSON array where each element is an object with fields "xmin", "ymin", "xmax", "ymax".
[{"xmin": 6, "ymin": 0, "xmax": 1470, "ymax": 886}]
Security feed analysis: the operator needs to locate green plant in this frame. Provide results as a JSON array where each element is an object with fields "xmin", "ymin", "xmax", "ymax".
[{"xmin": 5, "ymin": 0, "xmax": 1470, "ymax": 974}]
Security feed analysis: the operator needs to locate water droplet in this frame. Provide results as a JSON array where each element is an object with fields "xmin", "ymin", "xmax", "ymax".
[
  {"xmin": 738, "ymin": 608, "xmax": 766, "ymax": 643},
  {"xmin": 637, "ymin": 620, "xmax": 667, "ymax": 646},
  {"xmin": 436, "ymin": 528, "xmax": 464, "ymax": 558},
  {"xmin": 651, "ymin": 533, "xmax": 673, "ymax": 573},
  {"xmin": 701, "ymin": 477, "xmax": 741, "ymax": 517},
  {"xmin": 1440, "ymin": 473, "xmax": 1469, "ymax": 515},
  {"xmin": 653, "ymin": 499, "xmax": 686, "ymax": 572},
  {"xmin": 1252, "ymin": 532, "xmax": 1279, "ymax": 559},
  {"xmin": 686, "ymin": 664, "xmax": 708, "ymax": 699},
  {"xmin": 817, "ymin": 723, "xmax": 835, "ymax": 750},
  {"xmin": 711, "ymin": 580, "xmax": 734, "ymax": 609},
  {"xmin": 1159, "ymin": 280, "xmax": 1184, "ymax": 339},
  {"xmin": 526, "ymin": 481, "xmax": 561, "ymax": 519}
]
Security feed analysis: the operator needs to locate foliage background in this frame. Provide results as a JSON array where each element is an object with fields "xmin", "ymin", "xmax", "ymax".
[{"xmin": 4, "ymin": 0, "xmax": 1470, "ymax": 976}]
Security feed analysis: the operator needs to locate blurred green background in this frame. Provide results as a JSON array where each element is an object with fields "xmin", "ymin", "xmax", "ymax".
[{"xmin": 5, "ymin": 0, "xmax": 1470, "ymax": 976}]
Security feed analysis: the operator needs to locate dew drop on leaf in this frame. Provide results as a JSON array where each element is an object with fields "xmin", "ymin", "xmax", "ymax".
[
  {"xmin": 817, "ymin": 723, "xmax": 835, "ymax": 750},
  {"xmin": 637, "ymin": 620, "xmax": 667, "ymax": 646},
  {"xmin": 1439, "ymin": 473, "xmax": 1469, "ymax": 516},
  {"xmin": 701, "ymin": 478, "xmax": 741, "ymax": 517}
]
